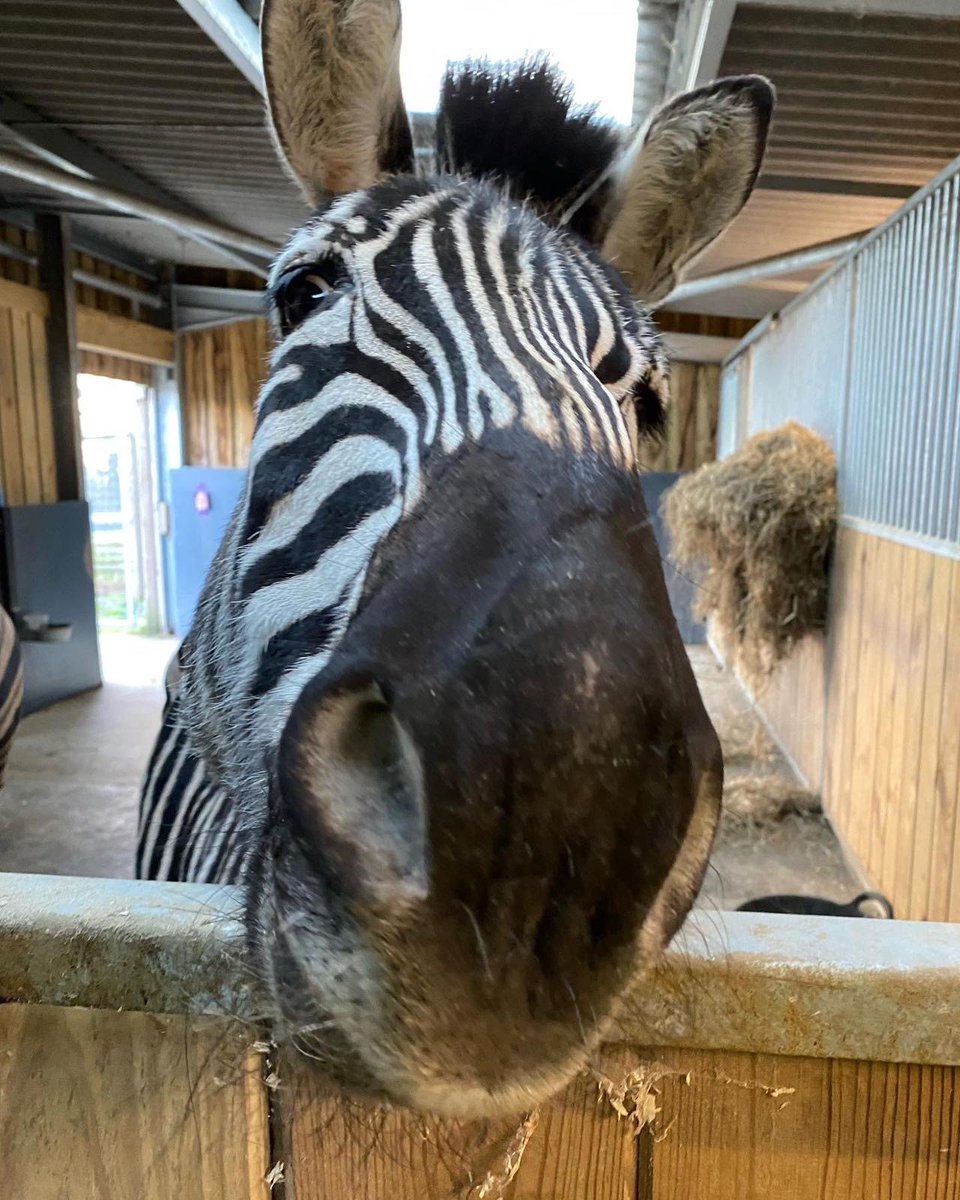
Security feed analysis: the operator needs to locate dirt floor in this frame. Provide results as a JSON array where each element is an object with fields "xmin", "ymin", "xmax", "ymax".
[
  {"xmin": 0, "ymin": 633, "xmax": 175, "ymax": 878},
  {"xmin": 0, "ymin": 635, "xmax": 864, "ymax": 907},
  {"xmin": 689, "ymin": 645, "xmax": 865, "ymax": 912}
]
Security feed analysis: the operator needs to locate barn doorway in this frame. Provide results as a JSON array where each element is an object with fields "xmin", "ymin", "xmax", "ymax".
[{"xmin": 78, "ymin": 373, "xmax": 166, "ymax": 636}]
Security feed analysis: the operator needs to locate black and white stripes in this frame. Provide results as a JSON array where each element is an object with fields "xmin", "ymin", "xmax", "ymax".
[
  {"xmin": 137, "ymin": 183, "xmax": 668, "ymax": 883},
  {"xmin": 0, "ymin": 607, "xmax": 22, "ymax": 789}
]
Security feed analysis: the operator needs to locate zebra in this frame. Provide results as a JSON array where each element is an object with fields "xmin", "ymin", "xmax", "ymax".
[
  {"xmin": 138, "ymin": 0, "xmax": 772, "ymax": 1118},
  {"xmin": 137, "ymin": 646, "xmax": 244, "ymax": 882},
  {"xmin": 0, "ymin": 606, "xmax": 22, "ymax": 788}
]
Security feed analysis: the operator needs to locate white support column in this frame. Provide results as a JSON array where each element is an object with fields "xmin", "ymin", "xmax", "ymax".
[
  {"xmin": 667, "ymin": 0, "xmax": 738, "ymax": 95},
  {"xmin": 173, "ymin": 0, "xmax": 265, "ymax": 96}
]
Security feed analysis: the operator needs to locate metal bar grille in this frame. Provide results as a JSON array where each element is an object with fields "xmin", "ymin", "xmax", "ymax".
[{"xmin": 718, "ymin": 152, "xmax": 960, "ymax": 551}]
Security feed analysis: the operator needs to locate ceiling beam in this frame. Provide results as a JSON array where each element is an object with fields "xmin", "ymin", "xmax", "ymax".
[
  {"xmin": 173, "ymin": 0, "xmax": 265, "ymax": 96},
  {"xmin": 665, "ymin": 231, "xmax": 867, "ymax": 303},
  {"xmin": 0, "ymin": 149, "xmax": 277, "ymax": 261},
  {"xmin": 0, "ymin": 95, "xmax": 184, "ymax": 209},
  {"xmin": 174, "ymin": 283, "xmax": 265, "ymax": 315},
  {"xmin": 662, "ymin": 332, "xmax": 740, "ymax": 363},
  {"xmin": 1, "ymin": 207, "xmax": 157, "ymax": 279},
  {"xmin": 0, "ymin": 95, "xmax": 273, "ymax": 277},
  {"xmin": 667, "ymin": 0, "xmax": 738, "ymax": 95},
  {"xmin": 757, "ymin": 174, "xmax": 917, "ymax": 200},
  {"xmin": 738, "ymin": 0, "xmax": 959, "ymax": 14}
]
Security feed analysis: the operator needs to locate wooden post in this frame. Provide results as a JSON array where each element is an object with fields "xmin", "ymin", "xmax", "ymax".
[{"xmin": 35, "ymin": 213, "xmax": 82, "ymax": 501}]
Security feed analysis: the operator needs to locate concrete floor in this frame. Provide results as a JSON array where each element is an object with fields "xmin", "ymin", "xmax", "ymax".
[
  {"xmin": 0, "ymin": 633, "xmax": 176, "ymax": 878},
  {"xmin": 688, "ymin": 646, "xmax": 863, "ymax": 912},
  {"xmin": 0, "ymin": 636, "xmax": 863, "ymax": 908}
]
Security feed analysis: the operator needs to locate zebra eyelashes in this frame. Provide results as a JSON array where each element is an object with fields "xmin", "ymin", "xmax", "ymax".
[{"xmin": 272, "ymin": 257, "xmax": 348, "ymax": 336}]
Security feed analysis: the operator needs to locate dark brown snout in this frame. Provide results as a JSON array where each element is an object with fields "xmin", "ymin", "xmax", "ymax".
[{"xmin": 259, "ymin": 479, "xmax": 722, "ymax": 1114}]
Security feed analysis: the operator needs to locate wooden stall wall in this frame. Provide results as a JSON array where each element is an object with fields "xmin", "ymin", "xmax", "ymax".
[
  {"xmin": 638, "ymin": 361, "xmax": 721, "ymax": 472},
  {"xmin": 637, "ymin": 311, "xmax": 756, "ymax": 473},
  {"xmin": 180, "ymin": 319, "xmax": 271, "ymax": 468},
  {"xmin": 823, "ymin": 528, "xmax": 960, "ymax": 923},
  {"xmin": 179, "ymin": 330, "xmax": 725, "ymax": 475},
  {"xmin": 1, "ymin": 220, "xmax": 165, "ymax": 386},
  {"xmin": 743, "ymin": 524, "xmax": 960, "ymax": 922},
  {"xmin": 0, "ymin": 279, "xmax": 56, "ymax": 506},
  {"xmin": 748, "ymin": 635, "xmax": 826, "ymax": 792},
  {"xmin": 0, "ymin": 230, "xmax": 175, "ymax": 504}
]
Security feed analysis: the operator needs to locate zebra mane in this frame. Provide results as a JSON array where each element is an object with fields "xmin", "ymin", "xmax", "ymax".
[{"xmin": 434, "ymin": 58, "xmax": 622, "ymax": 239}]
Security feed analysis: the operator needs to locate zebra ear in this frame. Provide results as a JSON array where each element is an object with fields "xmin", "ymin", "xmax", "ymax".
[
  {"xmin": 278, "ymin": 674, "xmax": 429, "ymax": 911},
  {"xmin": 261, "ymin": 0, "xmax": 415, "ymax": 203},
  {"xmin": 600, "ymin": 76, "xmax": 774, "ymax": 306}
]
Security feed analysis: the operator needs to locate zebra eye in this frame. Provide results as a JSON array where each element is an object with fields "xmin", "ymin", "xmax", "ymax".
[{"xmin": 274, "ymin": 260, "xmax": 344, "ymax": 336}]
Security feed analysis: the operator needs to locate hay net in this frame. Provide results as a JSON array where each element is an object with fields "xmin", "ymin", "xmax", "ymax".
[{"xmin": 662, "ymin": 421, "xmax": 837, "ymax": 686}]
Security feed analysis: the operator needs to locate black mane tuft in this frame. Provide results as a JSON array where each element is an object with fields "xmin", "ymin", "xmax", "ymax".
[{"xmin": 434, "ymin": 58, "xmax": 621, "ymax": 239}]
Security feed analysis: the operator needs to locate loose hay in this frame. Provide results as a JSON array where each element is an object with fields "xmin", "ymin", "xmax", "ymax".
[
  {"xmin": 722, "ymin": 770, "xmax": 821, "ymax": 824},
  {"xmin": 663, "ymin": 422, "xmax": 837, "ymax": 686}
]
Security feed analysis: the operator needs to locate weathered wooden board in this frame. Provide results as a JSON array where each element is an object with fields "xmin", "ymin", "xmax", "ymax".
[
  {"xmin": 180, "ymin": 318, "xmax": 269, "ymax": 468},
  {"xmin": 276, "ymin": 1047, "xmax": 642, "ymax": 1200},
  {"xmin": 0, "ymin": 1005, "xmax": 270, "ymax": 1200},
  {"xmin": 0, "ymin": 250, "xmax": 166, "ymax": 501},
  {"xmin": 2, "ymin": 881, "xmax": 960, "ymax": 1198},
  {"xmin": 749, "ymin": 524, "xmax": 960, "ymax": 922},
  {"xmin": 650, "ymin": 1047, "xmax": 960, "ymax": 1200},
  {"xmin": 0, "ymin": 294, "xmax": 57, "ymax": 507},
  {"xmin": 638, "ymin": 361, "xmax": 720, "ymax": 474},
  {"xmin": 76, "ymin": 305, "xmax": 175, "ymax": 365}
]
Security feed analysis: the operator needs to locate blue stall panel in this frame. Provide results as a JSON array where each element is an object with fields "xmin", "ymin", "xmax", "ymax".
[
  {"xmin": 168, "ymin": 469, "xmax": 702, "ymax": 644},
  {"xmin": 1, "ymin": 501, "xmax": 102, "ymax": 715},
  {"xmin": 640, "ymin": 472, "xmax": 706, "ymax": 646},
  {"xmin": 169, "ymin": 466, "xmax": 245, "ymax": 638}
]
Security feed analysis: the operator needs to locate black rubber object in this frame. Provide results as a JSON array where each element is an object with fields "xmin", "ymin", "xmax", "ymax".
[{"xmin": 736, "ymin": 891, "xmax": 894, "ymax": 919}]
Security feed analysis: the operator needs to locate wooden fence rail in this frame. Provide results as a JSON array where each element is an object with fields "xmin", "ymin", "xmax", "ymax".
[{"xmin": 1, "ymin": 873, "xmax": 958, "ymax": 1199}]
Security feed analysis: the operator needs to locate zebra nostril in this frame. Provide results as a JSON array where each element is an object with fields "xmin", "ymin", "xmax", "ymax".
[{"xmin": 588, "ymin": 895, "xmax": 623, "ymax": 951}]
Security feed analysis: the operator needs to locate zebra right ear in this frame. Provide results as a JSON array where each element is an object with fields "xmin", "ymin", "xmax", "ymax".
[
  {"xmin": 261, "ymin": 0, "xmax": 415, "ymax": 204},
  {"xmin": 599, "ymin": 76, "xmax": 773, "ymax": 306}
]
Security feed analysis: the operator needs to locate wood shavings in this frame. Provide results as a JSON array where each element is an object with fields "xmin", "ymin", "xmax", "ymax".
[
  {"xmin": 456, "ymin": 1109, "xmax": 541, "ymax": 1200},
  {"xmin": 593, "ymin": 1061, "xmax": 797, "ymax": 1140},
  {"xmin": 264, "ymin": 1161, "xmax": 285, "ymax": 1189},
  {"xmin": 710, "ymin": 1071, "xmax": 796, "ymax": 1099},
  {"xmin": 594, "ymin": 1064, "xmax": 669, "ymax": 1134}
]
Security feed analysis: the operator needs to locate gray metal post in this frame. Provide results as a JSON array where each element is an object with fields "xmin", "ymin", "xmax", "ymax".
[{"xmin": 36, "ymin": 213, "xmax": 83, "ymax": 502}]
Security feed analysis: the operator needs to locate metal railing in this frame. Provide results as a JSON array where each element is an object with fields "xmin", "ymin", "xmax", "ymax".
[{"xmin": 719, "ymin": 153, "xmax": 960, "ymax": 555}]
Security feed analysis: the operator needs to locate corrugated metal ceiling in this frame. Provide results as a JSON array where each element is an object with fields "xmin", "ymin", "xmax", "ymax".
[
  {"xmin": 0, "ymin": 0, "xmax": 304, "ymax": 266},
  {"xmin": 724, "ymin": 5, "xmax": 960, "ymax": 185},
  {"xmin": 1, "ymin": 1, "xmax": 959, "ymax": 314},
  {"xmin": 680, "ymin": 2, "xmax": 960, "ymax": 313}
]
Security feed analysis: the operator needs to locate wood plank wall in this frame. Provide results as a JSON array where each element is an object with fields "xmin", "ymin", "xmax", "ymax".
[
  {"xmin": 178, "ymin": 323, "xmax": 723, "ymax": 475},
  {"xmin": 0, "ymin": 280, "xmax": 56, "ymax": 506},
  {"xmin": 0, "ymin": 225, "xmax": 176, "ymax": 504},
  {"xmin": 639, "ymin": 361, "xmax": 721, "ymax": 473},
  {"xmin": 747, "ymin": 525, "xmax": 960, "ymax": 922},
  {"xmin": 1, "ymin": 220, "xmax": 162, "ymax": 385},
  {"xmin": 824, "ymin": 528, "xmax": 960, "ymax": 922},
  {"xmin": 0, "ymin": 1006, "xmax": 269, "ymax": 1200},
  {"xmin": 748, "ymin": 634, "xmax": 827, "ymax": 791},
  {"xmin": 5, "ymin": 1007, "xmax": 959, "ymax": 1200},
  {"xmin": 180, "ymin": 319, "xmax": 271, "ymax": 468},
  {"xmin": 640, "ymin": 313, "xmax": 753, "ymax": 472}
]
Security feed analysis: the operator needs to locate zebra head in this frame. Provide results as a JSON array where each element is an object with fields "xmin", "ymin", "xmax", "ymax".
[{"xmin": 183, "ymin": 0, "xmax": 773, "ymax": 1117}]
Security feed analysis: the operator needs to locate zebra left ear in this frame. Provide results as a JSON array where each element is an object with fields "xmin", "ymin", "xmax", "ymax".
[
  {"xmin": 599, "ymin": 76, "xmax": 774, "ymax": 305},
  {"xmin": 278, "ymin": 673, "xmax": 429, "ymax": 912},
  {"xmin": 261, "ymin": 0, "xmax": 415, "ymax": 203}
]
